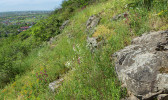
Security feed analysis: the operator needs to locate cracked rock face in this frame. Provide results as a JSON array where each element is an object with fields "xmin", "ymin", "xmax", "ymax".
[
  {"xmin": 49, "ymin": 78, "xmax": 64, "ymax": 92},
  {"xmin": 86, "ymin": 15, "xmax": 104, "ymax": 53},
  {"xmin": 60, "ymin": 20, "xmax": 70, "ymax": 30},
  {"xmin": 87, "ymin": 37, "xmax": 105, "ymax": 53},
  {"xmin": 86, "ymin": 15, "xmax": 100, "ymax": 35},
  {"xmin": 113, "ymin": 31, "xmax": 168, "ymax": 99},
  {"xmin": 112, "ymin": 12, "xmax": 128, "ymax": 21}
]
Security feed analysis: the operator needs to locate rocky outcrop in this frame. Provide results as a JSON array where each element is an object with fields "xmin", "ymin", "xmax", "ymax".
[
  {"xmin": 86, "ymin": 15, "xmax": 100, "ymax": 36},
  {"xmin": 112, "ymin": 31, "xmax": 168, "ymax": 100},
  {"xmin": 49, "ymin": 78, "xmax": 64, "ymax": 92},
  {"xmin": 157, "ymin": 94, "xmax": 168, "ymax": 100},
  {"xmin": 86, "ymin": 15, "xmax": 105, "ymax": 52},
  {"xmin": 60, "ymin": 20, "xmax": 70, "ymax": 30},
  {"xmin": 112, "ymin": 12, "xmax": 128, "ymax": 21},
  {"xmin": 48, "ymin": 34, "xmax": 60, "ymax": 45},
  {"xmin": 87, "ymin": 37, "xmax": 105, "ymax": 52}
]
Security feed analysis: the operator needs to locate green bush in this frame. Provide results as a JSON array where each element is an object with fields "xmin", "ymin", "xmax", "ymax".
[
  {"xmin": 0, "ymin": 35, "xmax": 38, "ymax": 88},
  {"xmin": 31, "ymin": 16, "xmax": 61, "ymax": 41}
]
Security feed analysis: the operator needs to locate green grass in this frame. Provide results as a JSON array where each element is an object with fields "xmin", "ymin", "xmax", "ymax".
[{"xmin": 0, "ymin": 0, "xmax": 167, "ymax": 99}]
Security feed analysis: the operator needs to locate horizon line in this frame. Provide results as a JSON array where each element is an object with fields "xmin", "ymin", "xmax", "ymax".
[{"xmin": 0, "ymin": 10, "xmax": 54, "ymax": 13}]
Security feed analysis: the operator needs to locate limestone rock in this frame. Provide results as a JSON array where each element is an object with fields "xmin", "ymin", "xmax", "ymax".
[
  {"xmin": 49, "ymin": 78, "xmax": 64, "ymax": 92},
  {"xmin": 157, "ymin": 94, "xmax": 168, "ymax": 100},
  {"xmin": 87, "ymin": 37, "xmax": 104, "ymax": 52},
  {"xmin": 112, "ymin": 12, "xmax": 128, "ymax": 21},
  {"xmin": 48, "ymin": 34, "xmax": 60, "ymax": 45},
  {"xmin": 86, "ymin": 15, "xmax": 100, "ymax": 35},
  {"xmin": 60, "ymin": 20, "xmax": 70, "ymax": 30},
  {"xmin": 121, "ymin": 95, "xmax": 139, "ymax": 100},
  {"xmin": 112, "ymin": 31, "xmax": 168, "ymax": 99}
]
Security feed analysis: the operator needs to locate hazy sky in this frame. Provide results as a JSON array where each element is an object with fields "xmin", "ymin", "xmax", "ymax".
[{"xmin": 0, "ymin": 0, "xmax": 64, "ymax": 12}]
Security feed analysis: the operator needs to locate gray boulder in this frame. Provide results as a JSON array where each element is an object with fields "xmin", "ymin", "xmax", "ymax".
[
  {"xmin": 157, "ymin": 94, "xmax": 168, "ymax": 100},
  {"xmin": 48, "ymin": 34, "xmax": 60, "ymax": 45},
  {"xmin": 60, "ymin": 20, "xmax": 70, "ymax": 30},
  {"xmin": 113, "ymin": 31, "xmax": 168, "ymax": 100},
  {"xmin": 49, "ymin": 78, "xmax": 64, "ymax": 92},
  {"xmin": 86, "ymin": 15, "xmax": 100, "ymax": 36},
  {"xmin": 87, "ymin": 37, "xmax": 105, "ymax": 53},
  {"xmin": 112, "ymin": 12, "xmax": 128, "ymax": 21}
]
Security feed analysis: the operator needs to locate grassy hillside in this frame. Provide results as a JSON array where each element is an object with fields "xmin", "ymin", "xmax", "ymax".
[{"xmin": 0, "ymin": 0, "xmax": 167, "ymax": 99}]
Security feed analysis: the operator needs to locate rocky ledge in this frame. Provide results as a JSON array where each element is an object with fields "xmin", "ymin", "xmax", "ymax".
[{"xmin": 113, "ymin": 31, "xmax": 168, "ymax": 100}]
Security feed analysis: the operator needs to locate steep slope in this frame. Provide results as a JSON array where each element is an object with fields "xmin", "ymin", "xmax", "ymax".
[{"xmin": 0, "ymin": 0, "xmax": 167, "ymax": 99}]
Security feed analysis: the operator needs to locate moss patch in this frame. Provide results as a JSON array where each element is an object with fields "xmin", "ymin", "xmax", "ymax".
[{"xmin": 159, "ymin": 67, "xmax": 168, "ymax": 73}]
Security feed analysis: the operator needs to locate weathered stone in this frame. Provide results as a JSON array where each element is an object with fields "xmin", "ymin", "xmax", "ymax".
[
  {"xmin": 48, "ymin": 37, "xmax": 55, "ymax": 45},
  {"xmin": 127, "ymin": 95, "xmax": 139, "ymax": 100},
  {"xmin": 112, "ymin": 12, "xmax": 128, "ymax": 21},
  {"xmin": 157, "ymin": 94, "xmax": 168, "ymax": 100},
  {"xmin": 87, "ymin": 37, "xmax": 104, "ymax": 52},
  {"xmin": 86, "ymin": 15, "xmax": 100, "ymax": 35},
  {"xmin": 49, "ymin": 78, "xmax": 64, "ymax": 92},
  {"xmin": 48, "ymin": 35, "xmax": 60, "ymax": 45},
  {"xmin": 60, "ymin": 20, "xmax": 70, "ymax": 30},
  {"xmin": 112, "ymin": 31, "xmax": 168, "ymax": 99}
]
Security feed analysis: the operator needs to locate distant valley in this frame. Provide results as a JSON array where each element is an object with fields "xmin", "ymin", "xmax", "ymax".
[{"xmin": 0, "ymin": 11, "xmax": 51, "ymax": 37}]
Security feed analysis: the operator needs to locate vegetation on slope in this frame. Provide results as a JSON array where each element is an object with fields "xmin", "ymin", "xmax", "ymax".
[{"xmin": 0, "ymin": 0, "xmax": 167, "ymax": 99}]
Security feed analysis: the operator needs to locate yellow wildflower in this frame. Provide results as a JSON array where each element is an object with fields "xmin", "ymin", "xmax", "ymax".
[
  {"xmin": 1, "ymin": 89, "xmax": 7, "ymax": 93},
  {"xmin": 11, "ymin": 82, "xmax": 16, "ymax": 87},
  {"xmin": 157, "ymin": 10, "xmax": 167, "ymax": 16},
  {"xmin": 24, "ymin": 90, "xmax": 27, "ymax": 94}
]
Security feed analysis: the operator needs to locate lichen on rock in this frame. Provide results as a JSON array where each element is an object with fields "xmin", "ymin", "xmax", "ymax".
[
  {"xmin": 113, "ymin": 31, "xmax": 168, "ymax": 100},
  {"xmin": 86, "ymin": 15, "xmax": 101, "ymax": 36}
]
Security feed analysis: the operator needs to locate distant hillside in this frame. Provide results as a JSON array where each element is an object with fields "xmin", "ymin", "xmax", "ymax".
[{"xmin": 0, "ymin": 11, "xmax": 52, "ymax": 17}]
